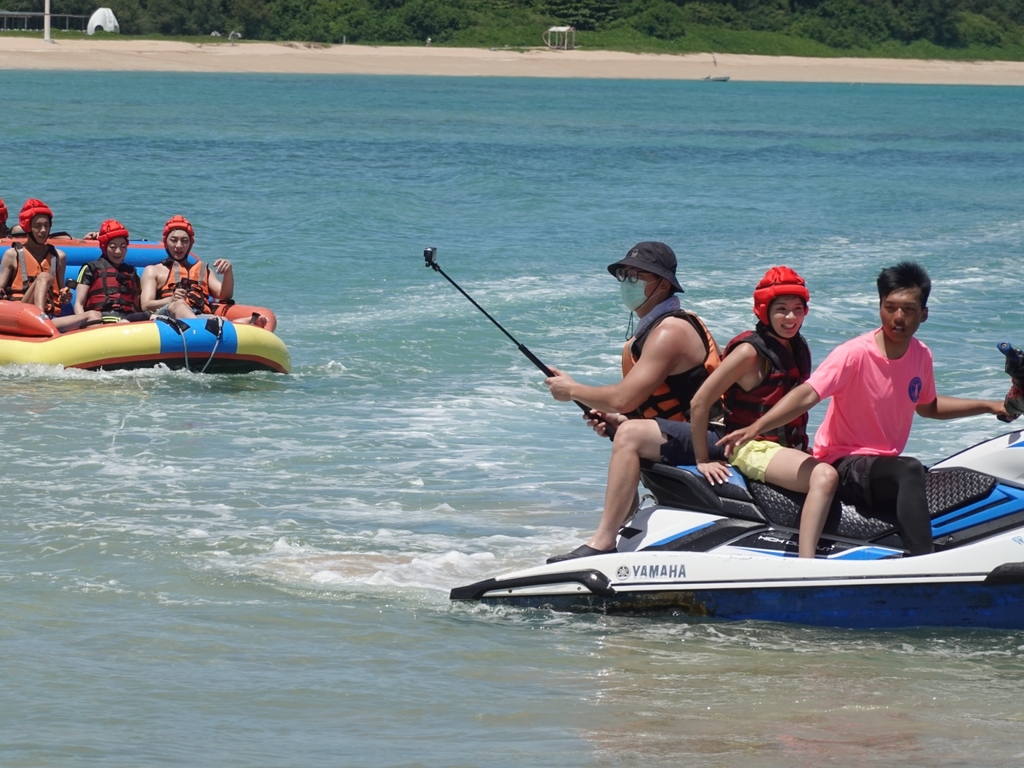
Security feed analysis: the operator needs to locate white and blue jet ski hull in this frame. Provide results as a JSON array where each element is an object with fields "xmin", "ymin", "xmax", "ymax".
[{"xmin": 451, "ymin": 431, "xmax": 1024, "ymax": 629}]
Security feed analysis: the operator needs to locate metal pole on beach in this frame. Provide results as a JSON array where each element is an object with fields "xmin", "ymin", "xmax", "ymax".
[{"xmin": 44, "ymin": 0, "xmax": 52, "ymax": 42}]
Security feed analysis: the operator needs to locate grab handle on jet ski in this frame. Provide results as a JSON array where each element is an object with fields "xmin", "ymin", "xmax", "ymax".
[{"xmin": 424, "ymin": 247, "xmax": 607, "ymax": 431}]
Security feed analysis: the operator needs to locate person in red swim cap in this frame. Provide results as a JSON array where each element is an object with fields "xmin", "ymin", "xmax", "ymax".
[
  {"xmin": 688, "ymin": 265, "xmax": 836, "ymax": 558},
  {"xmin": 0, "ymin": 199, "xmax": 98, "ymax": 331},
  {"xmin": 73, "ymin": 219, "xmax": 147, "ymax": 324},
  {"xmin": 140, "ymin": 215, "xmax": 264, "ymax": 326}
]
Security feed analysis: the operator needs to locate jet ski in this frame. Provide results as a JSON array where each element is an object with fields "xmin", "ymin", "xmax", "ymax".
[{"xmin": 451, "ymin": 347, "xmax": 1024, "ymax": 629}]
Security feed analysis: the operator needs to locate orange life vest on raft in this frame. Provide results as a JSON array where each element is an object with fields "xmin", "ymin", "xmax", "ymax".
[
  {"xmin": 621, "ymin": 310, "xmax": 722, "ymax": 422},
  {"xmin": 156, "ymin": 256, "xmax": 212, "ymax": 314},
  {"xmin": 4, "ymin": 243, "xmax": 62, "ymax": 314}
]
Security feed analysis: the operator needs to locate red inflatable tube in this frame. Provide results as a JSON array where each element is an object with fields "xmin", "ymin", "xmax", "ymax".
[
  {"xmin": 213, "ymin": 303, "xmax": 277, "ymax": 332},
  {"xmin": 0, "ymin": 302, "xmax": 58, "ymax": 338}
]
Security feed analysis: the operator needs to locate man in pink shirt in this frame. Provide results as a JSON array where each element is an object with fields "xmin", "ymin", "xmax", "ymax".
[{"xmin": 720, "ymin": 262, "xmax": 1012, "ymax": 556}]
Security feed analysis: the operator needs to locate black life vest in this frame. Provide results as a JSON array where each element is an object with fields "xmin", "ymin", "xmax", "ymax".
[
  {"xmin": 80, "ymin": 257, "xmax": 141, "ymax": 315},
  {"xmin": 723, "ymin": 327, "xmax": 811, "ymax": 451},
  {"xmin": 622, "ymin": 310, "xmax": 723, "ymax": 422}
]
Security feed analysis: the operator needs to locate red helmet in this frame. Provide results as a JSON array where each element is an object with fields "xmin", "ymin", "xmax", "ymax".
[
  {"xmin": 753, "ymin": 266, "xmax": 810, "ymax": 326},
  {"xmin": 19, "ymin": 198, "xmax": 53, "ymax": 232},
  {"xmin": 0, "ymin": 198, "xmax": 8, "ymax": 225},
  {"xmin": 98, "ymin": 219, "xmax": 130, "ymax": 253},
  {"xmin": 163, "ymin": 215, "xmax": 195, "ymax": 245}
]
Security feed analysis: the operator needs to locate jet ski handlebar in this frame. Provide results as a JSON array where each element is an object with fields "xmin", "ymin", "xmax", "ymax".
[{"xmin": 998, "ymin": 341, "xmax": 1024, "ymax": 422}]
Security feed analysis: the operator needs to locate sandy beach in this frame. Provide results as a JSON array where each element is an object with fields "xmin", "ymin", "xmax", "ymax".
[{"xmin": 2, "ymin": 36, "xmax": 1024, "ymax": 84}]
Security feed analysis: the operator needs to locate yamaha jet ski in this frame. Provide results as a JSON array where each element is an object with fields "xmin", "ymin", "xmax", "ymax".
[{"xmin": 450, "ymin": 347, "xmax": 1024, "ymax": 630}]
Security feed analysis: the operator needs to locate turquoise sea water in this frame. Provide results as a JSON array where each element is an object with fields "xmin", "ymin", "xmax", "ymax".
[{"xmin": 2, "ymin": 71, "xmax": 1024, "ymax": 766}]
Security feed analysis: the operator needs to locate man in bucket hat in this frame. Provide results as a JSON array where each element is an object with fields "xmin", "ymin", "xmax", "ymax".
[{"xmin": 544, "ymin": 241, "xmax": 724, "ymax": 563}]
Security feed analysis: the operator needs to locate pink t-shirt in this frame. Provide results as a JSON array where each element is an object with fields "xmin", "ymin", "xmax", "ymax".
[{"xmin": 806, "ymin": 329, "xmax": 936, "ymax": 465}]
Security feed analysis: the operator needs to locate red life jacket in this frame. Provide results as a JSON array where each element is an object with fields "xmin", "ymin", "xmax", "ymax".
[
  {"xmin": 621, "ymin": 310, "xmax": 723, "ymax": 422},
  {"xmin": 80, "ymin": 257, "xmax": 141, "ymax": 315},
  {"xmin": 156, "ymin": 256, "xmax": 211, "ymax": 314},
  {"xmin": 723, "ymin": 328, "xmax": 811, "ymax": 451}
]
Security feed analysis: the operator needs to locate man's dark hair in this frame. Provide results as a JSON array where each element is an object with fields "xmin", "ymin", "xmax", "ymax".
[{"xmin": 877, "ymin": 261, "xmax": 931, "ymax": 307}]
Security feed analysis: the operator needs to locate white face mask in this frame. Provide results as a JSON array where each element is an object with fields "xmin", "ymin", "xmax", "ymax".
[{"xmin": 620, "ymin": 279, "xmax": 650, "ymax": 311}]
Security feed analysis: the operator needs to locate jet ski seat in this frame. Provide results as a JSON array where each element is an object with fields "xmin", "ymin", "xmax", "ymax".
[
  {"xmin": 641, "ymin": 462, "xmax": 997, "ymax": 544},
  {"xmin": 747, "ymin": 467, "xmax": 996, "ymax": 537}
]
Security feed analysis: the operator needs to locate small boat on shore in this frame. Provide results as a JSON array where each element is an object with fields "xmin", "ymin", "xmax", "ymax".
[{"xmin": 0, "ymin": 238, "xmax": 290, "ymax": 373}]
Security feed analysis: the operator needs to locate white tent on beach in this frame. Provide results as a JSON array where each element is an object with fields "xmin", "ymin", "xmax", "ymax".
[{"xmin": 86, "ymin": 7, "xmax": 119, "ymax": 34}]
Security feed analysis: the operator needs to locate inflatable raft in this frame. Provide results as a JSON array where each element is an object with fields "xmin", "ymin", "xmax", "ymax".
[{"xmin": 0, "ymin": 238, "xmax": 290, "ymax": 373}]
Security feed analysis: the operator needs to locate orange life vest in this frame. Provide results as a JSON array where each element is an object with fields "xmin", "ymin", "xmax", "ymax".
[
  {"xmin": 621, "ymin": 310, "xmax": 722, "ymax": 422},
  {"xmin": 156, "ymin": 257, "xmax": 211, "ymax": 314},
  {"xmin": 5, "ymin": 243, "xmax": 62, "ymax": 314}
]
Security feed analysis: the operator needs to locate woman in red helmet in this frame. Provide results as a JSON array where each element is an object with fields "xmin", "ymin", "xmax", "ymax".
[
  {"xmin": 688, "ymin": 266, "xmax": 838, "ymax": 558},
  {"xmin": 73, "ymin": 220, "xmax": 146, "ymax": 323}
]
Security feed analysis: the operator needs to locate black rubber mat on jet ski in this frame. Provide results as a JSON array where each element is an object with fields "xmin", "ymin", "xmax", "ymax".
[
  {"xmin": 746, "ymin": 481, "xmax": 894, "ymax": 539},
  {"xmin": 747, "ymin": 468, "xmax": 997, "ymax": 541},
  {"xmin": 925, "ymin": 468, "xmax": 996, "ymax": 517}
]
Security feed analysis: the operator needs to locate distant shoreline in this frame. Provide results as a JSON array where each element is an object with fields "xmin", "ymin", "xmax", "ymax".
[{"xmin": 3, "ymin": 38, "xmax": 1024, "ymax": 84}]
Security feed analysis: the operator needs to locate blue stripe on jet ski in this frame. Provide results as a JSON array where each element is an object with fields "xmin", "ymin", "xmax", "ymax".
[
  {"xmin": 730, "ymin": 546, "xmax": 898, "ymax": 560},
  {"xmin": 668, "ymin": 582, "xmax": 1024, "ymax": 629},
  {"xmin": 486, "ymin": 582, "xmax": 1024, "ymax": 629},
  {"xmin": 932, "ymin": 485, "xmax": 1024, "ymax": 537},
  {"xmin": 832, "ymin": 547, "xmax": 901, "ymax": 560},
  {"xmin": 648, "ymin": 521, "xmax": 717, "ymax": 548},
  {"xmin": 490, "ymin": 582, "xmax": 1024, "ymax": 629}
]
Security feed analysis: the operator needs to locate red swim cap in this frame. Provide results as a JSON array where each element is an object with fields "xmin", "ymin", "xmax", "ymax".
[
  {"xmin": 163, "ymin": 215, "xmax": 195, "ymax": 245},
  {"xmin": 19, "ymin": 198, "xmax": 53, "ymax": 232},
  {"xmin": 0, "ymin": 198, "xmax": 8, "ymax": 225},
  {"xmin": 98, "ymin": 219, "xmax": 130, "ymax": 253},
  {"xmin": 753, "ymin": 266, "xmax": 810, "ymax": 326}
]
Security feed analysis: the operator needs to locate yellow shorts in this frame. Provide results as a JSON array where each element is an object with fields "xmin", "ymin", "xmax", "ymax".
[{"xmin": 729, "ymin": 439, "xmax": 784, "ymax": 483}]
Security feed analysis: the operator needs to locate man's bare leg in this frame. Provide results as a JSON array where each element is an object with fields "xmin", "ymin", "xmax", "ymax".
[
  {"xmin": 587, "ymin": 419, "xmax": 666, "ymax": 551},
  {"xmin": 167, "ymin": 299, "xmax": 198, "ymax": 320},
  {"xmin": 22, "ymin": 274, "xmax": 53, "ymax": 311},
  {"xmin": 53, "ymin": 310, "xmax": 102, "ymax": 332}
]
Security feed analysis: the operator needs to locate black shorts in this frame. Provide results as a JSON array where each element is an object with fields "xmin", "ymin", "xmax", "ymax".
[
  {"xmin": 656, "ymin": 418, "xmax": 726, "ymax": 466},
  {"xmin": 832, "ymin": 455, "xmax": 878, "ymax": 508}
]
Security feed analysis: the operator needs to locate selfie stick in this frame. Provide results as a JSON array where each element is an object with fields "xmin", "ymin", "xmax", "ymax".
[{"xmin": 423, "ymin": 247, "xmax": 600, "ymax": 424}]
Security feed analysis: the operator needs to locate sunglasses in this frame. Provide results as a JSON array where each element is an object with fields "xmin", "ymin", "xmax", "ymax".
[{"xmin": 614, "ymin": 267, "xmax": 655, "ymax": 284}]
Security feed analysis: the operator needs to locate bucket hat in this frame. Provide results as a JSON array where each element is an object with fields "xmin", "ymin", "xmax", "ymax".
[{"xmin": 606, "ymin": 241, "xmax": 684, "ymax": 293}]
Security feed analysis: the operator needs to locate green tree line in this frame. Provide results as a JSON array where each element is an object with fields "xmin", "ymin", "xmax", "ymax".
[{"xmin": 11, "ymin": 0, "xmax": 1024, "ymax": 51}]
